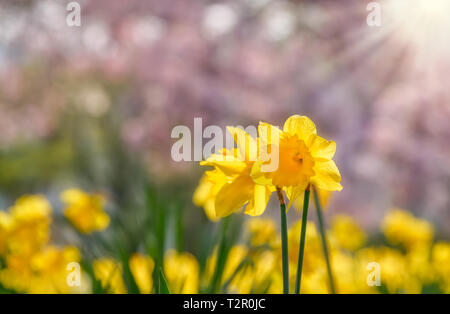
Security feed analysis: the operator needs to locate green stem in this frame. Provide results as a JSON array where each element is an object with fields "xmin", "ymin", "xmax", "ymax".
[
  {"xmin": 313, "ymin": 186, "xmax": 336, "ymax": 294},
  {"xmin": 276, "ymin": 187, "xmax": 289, "ymax": 294},
  {"xmin": 210, "ymin": 217, "xmax": 230, "ymax": 293},
  {"xmin": 295, "ymin": 188, "xmax": 310, "ymax": 294}
]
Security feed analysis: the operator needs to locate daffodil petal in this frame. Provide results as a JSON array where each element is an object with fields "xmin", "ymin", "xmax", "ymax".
[
  {"xmin": 227, "ymin": 126, "xmax": 258, "ymax": 161},
  {"xmin": 245, "ymin": 185, "xmax": 272, "ymax": 216},
  {"xmin": 311, "ymin": 160, "xmax": 343, "ymax": 191},
  {"xmin": 250, "ymin": 161, "xmax": 273, "ymax": 186},
  {"xmin": 214, "ymin": 175, "xmax": 253, "ymax": 217},
  {"xmin": 284, "ymin": 185, "xmax": 307, "ymax": 211},
  {"xmin": 307, "ymin": 134, "xmax": 336, "ymax": 161},
  {"xmin": 283, "ymin": 115, "xmax": 317, "ymax": 141},
  {"xmin": 258, "ymin": 122, "xmax": 282, "ymax": 146},
  {"xmin": 200, "ymin": 158, "xmax": 247, "ymax": 177}
]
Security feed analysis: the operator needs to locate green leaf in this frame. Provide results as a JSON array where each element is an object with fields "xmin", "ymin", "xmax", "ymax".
[
  {"xmin": 158, "ymin": 268, "xmax": 170, "ymax": 294},
  {"xmin": 118, "ymin": 251, "xmax": 140, "ymax": 294},
  {"xmin": 209, "ymin": 217, "xmax": 231, "ymax": 293}
]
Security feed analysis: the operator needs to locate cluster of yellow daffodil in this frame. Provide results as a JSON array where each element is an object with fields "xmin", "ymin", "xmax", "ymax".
[
  {"xmin": 98, "ymin": 210, "xmax": 450, "ymax": 294},
  {"xmin": 0, "ymin": 194, "xmax": 85, "ymax": 293},
  {"xmin": 1, "ymin": 190, "xmax": 449, "ymax": 293},
  {"xmin": 0, "ymin": 189, "xmax": 109, "ymax": 293}
]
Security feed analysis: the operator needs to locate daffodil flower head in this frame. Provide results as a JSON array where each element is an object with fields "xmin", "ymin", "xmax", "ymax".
[
  {"xmin": 129, "ymin": 253, "xmax": 155, "ymax": 294},
  {"xmin": 93, "ymin": 258, "xmax": 127, "ymax": 294},
  {"xmin": 164, "ymin": 250, "xmax": 199, "ymax": 294},
  {"xmin": 199, "ymin": 127, "xmax": 273, "ymax": 218},
  {"xmin": 252, "ymin": 115, "xmax": 342, "ymax": 206},
  {"xmin": 61, "ymin": 188, "xmax": 110, "ymax": 234}
]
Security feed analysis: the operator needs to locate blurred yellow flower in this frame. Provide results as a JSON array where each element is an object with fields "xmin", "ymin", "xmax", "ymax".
[
  {"xmin": 1, "ymin": 244, "xmax": 89, "ymax": 294},
  {"xmin": 431, "ymin": 242, "xmax": 450, "ymax": 292},
  {"xmin": 129, "ymin": 253, "xmax": 154, "ymax": 294},
  {"xmin": 330, "ymin": 215, "xmax": 366, "ymax": 251},
  {"xmin": 383, "ymin": 209, "xmax": 434, "ymax": 249},
  {"xmin": 356, "ymin": 246, "xmax": 422, "ymax": 293},
  {"xmin": 0, "ymin": 211, "xmax": 13, "ymax": 256},
  {"xmin": 246, "ymin": 218, "xmax": 277, "ymax": 247},
  {"xmin": 7, "ymin": 195, "xmax": 52, "ymax": 256},
  {"xmin": 287, "ymin": 222, "xmax": 324, "ymax": 276},
  {"xmin": 206, "ymin": 245, "xmax": 253, "ymax": 293},
  {"xmin": 200, "ymin": 127, "xmax": 273, "ymax": 218},
  {"xmin": 252, "ymin": 115, "xmax": 342, "ymax": 205},
  {"xmin": 252, "ymin": 250, "xmax": 277, "ymax": 292},
  {"xmin": 61, "ymin": 188, "xmax": 110, "ymax": 234},
  {"xmin": 93, "ymin": 258, "xmax": 127, "ymax": 294},
  {"xmin": 29, "ymin": 245, "xmax": 86, "ymax": 293},
  {"xmin": 164, "ymin": 250, "xmax": 199, "ymax": 294}
]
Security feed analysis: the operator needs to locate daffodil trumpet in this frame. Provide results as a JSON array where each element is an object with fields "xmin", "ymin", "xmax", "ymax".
[
  {"xmin": 294, "ymin": 185, "xmax": 310, "ymax": 294},
  {"xmin": 313, "ymin": 186, "xmax": 336, "ymax": 294},
  {"xmin": 276, "ymin": 186, "xmax": 289, "ymax": 294}
]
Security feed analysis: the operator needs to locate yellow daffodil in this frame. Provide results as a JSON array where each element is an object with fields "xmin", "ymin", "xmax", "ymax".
[
  {"xmin": 206, "ymin": 245, "xmax": 252, "ymax": 293},
  {"xmin": 1, "ymin": 244, "xmax": 89, "ymax": 294},
  {"xmin": 330, "ymin": 215, "xmax": 366, "ymax": 251},
  {"xmin": 199, "ymin": 127, "xmax": 273, "ymax": 218},
  {"xmin": 252, "ymin": 115, "xmax": 342, "ymax": 205},
  {"xmin": 383, "ymin": 208, "xmax": 434, "ymax": 249},
  {"xmin": 287, "ymin": 222, "xmax": 324, "ymax": 275},
  {"xmin": 431, "ymin": 242, "xmax": 450, "ymax": 293},
  {"xmin": 0, "ymin": 211, "xmax": 13, "ymax": 256},
  {"xmin": 93, "ymin": 258, "xmax": 127, "ymax": 294},
  {"xmin": 29, "ymin": 245, "xmax": 86, "ymax": 293},
  {"xmin": 7, "ymin": 195, "xmax": 52, "ymax": 256},
  {"xmin": 164, "ymin": 250, "xmax": 199, "ymax": 294},
  {"xmin": 356, "ymin": 246, "xmax": 422, "ymax": 294},
  {"xmin": 129, "ymin": 253, "xmax": 154, "ymax": 294},
  {"xmin": 246, "ymin": 218, "xmax": 277, "ymax": 247},
  {"xmin": 61, "ymin": 188, "xmax": 110, "ymax": 234}
]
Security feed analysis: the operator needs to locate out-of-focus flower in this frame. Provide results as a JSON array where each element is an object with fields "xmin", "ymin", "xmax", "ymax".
[
  {"xmin": 383, "ymin": 209, "xmax": 434, "ymax": 249},
  {"xmin": 164, "ymin": 250, "xmax": 199, "ymax": 294},
  {"xmin": 7, "ymin": 195, "xmax": 52, "ymax": 256},
  {"xmin": 200, "ymin": 127, "xmax": 273, "ymax": 217},
  {"xmin": 246, "ymin": 217, "xmax": 277, "ymax": 247},
  {"xmin": 252, "ymin": 115, "xmax": 342, "ymax": 207},
  {"xmin": 93, "ymin": 258, "xmax": 127, "ymax": 294},
  {"xmin": 330, "ymin": 215, "xmax": 366, "ymax": 251},
  {"xmin": 129, "ymin": 253, "xmax": 154, "ymax": 294},
  {"xmin": 61, "ymin": 189, "xmax": 110, "ymax": 234},
  {"xmin": 356, "ymin": 246, "xmax": 421, "ymax": 294},
  {"xmin": 206, "ymin": 245, "xmax": 252, "ymax": 294},
  {"xmin": 431, "ymin": 242, "xmax": 450, "ymax": 292},
  {"xmin": 1, "ymin": 244, "xmax": 89, "ymax": 293},
  {"xmin": 287, "ymin": 222, "xmax": 323, "ymax": 277},
  {"xmin": 251, "ymin": 250, "xmax": 277, "ymax": 293},
  {"xmin": 0, "ymin": 194, "xmax": 92, "ymax": 293},
  {"xmin": 0, "ymin": 211, "xmax": 13, "ymax": 256},
  {"xmin": 28, "ymin": 245, "xmax": 86, "ymax": 293}
]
